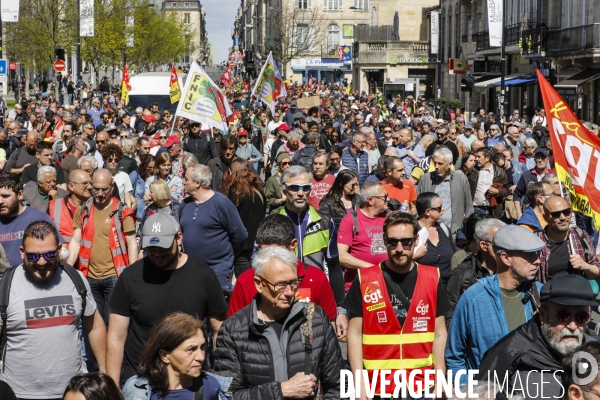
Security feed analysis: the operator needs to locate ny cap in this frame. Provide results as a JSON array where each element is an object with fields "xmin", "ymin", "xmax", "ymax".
[{"xmin": 141, "ymin": 214, "xmax": 180, "ymax": 249}]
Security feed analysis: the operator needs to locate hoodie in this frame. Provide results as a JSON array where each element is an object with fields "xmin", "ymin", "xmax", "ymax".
[{"xmin": 445, "ymin": 274, "xmax": 542, "ymax": 385}]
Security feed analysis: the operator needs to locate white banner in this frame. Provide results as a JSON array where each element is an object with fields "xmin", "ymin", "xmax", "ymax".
[
  {"xmin": 487, "ymin": 0, "xmax": 502, "ymax": 47},
  {"xmin": 430, "ymin": 11, "xmax": 439, "ymax": 55},
  {"xmin": 1, "ymin": 0, "xmax": 19, "ymax": 22},
  {"xmin": 80, "ymin": 0, "xmax": 94, "ymax": 37}
]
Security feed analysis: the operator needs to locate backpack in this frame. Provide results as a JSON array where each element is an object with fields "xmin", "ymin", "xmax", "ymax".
[
  {"xmin": 294, "ymin": 148, "xmax": 313, "ymax": 170},
  {"xmin": 0, "ymin": 263, "xmax": 87, "ymax": 354}
]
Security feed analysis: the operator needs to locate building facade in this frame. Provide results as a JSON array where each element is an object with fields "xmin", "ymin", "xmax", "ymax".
[{"xmin": 162, "ymin": 0, "xmax": 207, "ymax": 64}]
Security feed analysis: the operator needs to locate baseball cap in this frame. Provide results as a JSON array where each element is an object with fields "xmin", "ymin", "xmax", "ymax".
[
  {"xmin": 351, "ymin": 105, "xmax": 359, "ymax": 110},
  {"xmin": 165, "ymin": 136, "xmax": 181, "ymax": 147},
  {"xmin": 141, "ymin": 213, "xmax": 180, "ymax": 249},
  {"xmin": 290, "ymin": 101, "xmax": 297, "ymax": 106},
  {"xmin": 540, "ymin": 274, "xmax": 600, "ymax": 306},
  {"xmin": 464, "ymin": 123, "xmax": 473, "ymax": 130},
  {"xmin": 534, "ymin": 148, "xmax": 549, "ymax": 158},
  {"xmin": 238, "ymin": 128, "xmax": 248, "ymax": 136},
  {"xmin": 492, "ymin": 225, "xmax": 546, "ymax": 254},
  {"xmin": 144, "ymin": 115, "xmax": 156, "ymax": 123},
  {"xmin": 278, "ymin": 124, "xmax": 291, "ymax": 131},
  {"xmin": 293, "ymin": 112, "xmax": 304, "ymax": 120}
]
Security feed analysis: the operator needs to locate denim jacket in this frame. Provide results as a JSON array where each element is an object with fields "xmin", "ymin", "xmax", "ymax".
[
  {"xmin": 122, "ymin": 372, "xmax": 233, "ymax": 400},
  {"xmin": 129, "ymin": 170, "xmax": 147, "ymax": 219}
]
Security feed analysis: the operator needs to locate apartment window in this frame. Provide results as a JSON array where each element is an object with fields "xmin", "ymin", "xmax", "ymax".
[
  {"xmin": 295, "ymin": 0, "xmax": 311, "ymax": 10},
  {"xmin": 293, "ymin": 23, "xmax": 313, "ymax": 50},
  {"xmin": 326, "ymin": 24, "xmax": 340, "ymax": 53},
  {"xmin": 170, "ymin": 2, "xmax": 176, "ymax": 7},
  {"xmin": 353, "ymin": 0, "xmax": 368, "ymax": 10},
  {"xmin": 184, "ymin": 13, "xmax": 190, "ymax": 23},
  {"xmin": 184, "ymin": 2, "xmax": 189, "ymax": 6},
  {"xmin": 325, "ymin": 0, "xmax": 342, "ymax": 10}
]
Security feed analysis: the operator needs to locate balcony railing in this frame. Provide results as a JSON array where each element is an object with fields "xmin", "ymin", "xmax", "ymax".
[
  {"xmin": 546, "ymin": 24, "xmax": 600, "ymax": 55},
  {"xmin": 474, "ymin": 23, "xmax": 533, "ymax": 51}
]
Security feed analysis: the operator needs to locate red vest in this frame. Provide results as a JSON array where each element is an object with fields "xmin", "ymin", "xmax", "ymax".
[
  {"xmin": 48, "ymin": 198, "xmax": 74, "ymax": 246},
  {"xmin": 358, "ymin": 263, "xmax": 438, "ymax": 396},
  {"xmin": 78, "ymin": 198, "xmax": 134, "ymax": 277}
]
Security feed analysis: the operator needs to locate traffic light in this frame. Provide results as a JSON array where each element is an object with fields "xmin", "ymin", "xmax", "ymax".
[
  {"xmin": 55, "ymin": 48, "xmax": 65, "ymax": 61},
  {"xmin": 461, "ymin": 76, "xmax": 474, "ymax": 92},
  {"xmin": 245, "ymin": 49, "xmax": 254, "ymax": 64}
]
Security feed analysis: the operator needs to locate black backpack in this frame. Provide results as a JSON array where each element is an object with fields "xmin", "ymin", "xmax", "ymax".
[
  {"xmin": 294, "ymin": 149, "xmax": 313, "ymax": 170},
  {"xmin": 0, "ymin": 263, "xmax": 87, "ymax": 354}
]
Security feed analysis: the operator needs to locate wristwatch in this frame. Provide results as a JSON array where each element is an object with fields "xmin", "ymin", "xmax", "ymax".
[{"xmin": 337, "ymin": 307, "xmax": 348, "ymax": 316}]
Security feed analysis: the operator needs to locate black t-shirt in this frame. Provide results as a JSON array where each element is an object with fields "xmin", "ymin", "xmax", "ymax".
[
  {"xmin": 343, "ymin": 262, "xmax": 451, "ymax": 326},
  {"xmin": 417, "ymin": 225, "xmax": 458, "ymax": 282},
  {"xmin": 21, "ymin": 163, "xmax": 66, "ymax": 185},
  {"xmin": 109, "ymin": 255, "xmax": 228, "ymax": 382},
  {"xmin": 83, "ymin": 137, "xmax": 96, "ymax": 155},
  {"xmin": 548, "ymin": 239, "xmax": 571, "ymax": 281},
  {"xmin": 0, "ymin": 381, "xmax": 17, "ymax": 400}
]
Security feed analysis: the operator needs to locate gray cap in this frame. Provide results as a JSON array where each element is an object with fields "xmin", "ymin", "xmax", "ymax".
[
  {"xmin": 464, "ymin": 123, "xmax": 473, "ymax": 129},
  {"xmin": 492, "ymin": 225, "xmax": 546, "ymax": 253},
  {"xmin": 141, "ymin": 214, "xmax": 180, "ymax": 249},
  {"xmin": 293, "ymin": 111, "xmax": 304, "ymax": 119}
]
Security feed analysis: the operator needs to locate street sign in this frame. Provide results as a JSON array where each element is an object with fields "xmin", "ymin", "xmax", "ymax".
[
  {"xmin": 53, "ymin": 60, "xmax": 66, "ymax": 72},
  {"xmin": 9, "ymin": 62, "xmax": 16, "ymax": 70},
  {"xmin": 0, "ymin": 60, "xmax": 7, "ymax": 75},
  {"xmin": 229, "ymin": 61, "xmax": 235, "ymax": 67}
]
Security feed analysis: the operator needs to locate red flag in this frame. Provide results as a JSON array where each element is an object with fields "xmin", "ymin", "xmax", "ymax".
[
  {"xmin": 221, "ymin": 68, "xmax": 231, "ymax": 86},
  {"xmin": 537, "ymin": 69, "xmax": 600, "ymax": 228},
  {"xmin": 309, "ymin": 75, "xmax": 315, "ymax": 86},
  {"xmin": 243, "ymin": 79, "xmax": 248, "ymax": 92},
  {"xmin": 122, "ymin": 65, "xmax": 132, "ymax": 91}
]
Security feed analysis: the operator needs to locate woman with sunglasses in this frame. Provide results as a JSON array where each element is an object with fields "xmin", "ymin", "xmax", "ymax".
[
  {"xmin": 144, "ymin": 153, "xmax": 183, "ymax": 203},
  {"xmin": 319, "ymin": 169, "xmax": 361, "ymax": 230},
  {"xmin": 265, "ymin": 152, "xmax": 291, "ymax": 214},
  {"xmin": 415, "ymin": 192, "xmax": 457, "ymax": 285}
]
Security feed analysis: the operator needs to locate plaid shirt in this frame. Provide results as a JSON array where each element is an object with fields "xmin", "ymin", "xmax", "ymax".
[{"xmin": 536, "ymin": 227, "xmax": 599, "ymax": 283}]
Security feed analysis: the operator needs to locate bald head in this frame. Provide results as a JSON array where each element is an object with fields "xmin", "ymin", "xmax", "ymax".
[
  {"xmin": 26, "ymin": 131, "xmax": 39, "ymax": 142},
  {"xmin": 68, "ymin": 169, "xmax": 91, "ymax": 184},
  {"xmin": 109, "ymin": 138, "xmax": 122, "ymax": 148},
  {"xmin": 96, "ymin": 131, "xmax": 108, "ymax": 142},
  {"xmin": 544, "ymin": 196, "xmax": 570, "ymax": 214},
  {"xmin": 93, "ymin": 169, "xmax": 112, "ymax": 185},
  {"xmin": 471, "ymin": 140, "xmax": 485, "ymax": 152}
]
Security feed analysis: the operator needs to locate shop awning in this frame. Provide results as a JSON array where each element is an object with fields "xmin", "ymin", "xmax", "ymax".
[
  {"xmin": 474, "ymin": 73, "xmax": 528, "ymax": 88},
  {"xmin": 555, "ymin": 68, "xmax": 600, "ymax": 88},
  {"xmin": 490, "ymin": 76, "xmax": 537, "ymax": 86}
]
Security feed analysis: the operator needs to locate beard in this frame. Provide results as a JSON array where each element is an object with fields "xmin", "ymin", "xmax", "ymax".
[
  {"xmin": 541, "ymin": 322, "xmax": 584, "ymax": 357},
  {"xmin": 388, "ymin": 251, "xmax": 412, "ymax": 270},
  {"xmin": 23, "ymin": 259, "xmax": 60, "ymax": 284},
  {"xmin": 148, "ymin": 246, "xmax": 179, "ymax": 270},
  {"xmin": 0, "ymin": 199, "xmax": 19, "ymax": 217}
]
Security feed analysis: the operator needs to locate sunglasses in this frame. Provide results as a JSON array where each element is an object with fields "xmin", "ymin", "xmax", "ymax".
[
  {"xmin": 159, "ymin": 136, "xmax": 167, "ymax": 139},
  {"xmin": 286, "ymin": 184, "xmax": 312, "ymax": 192},
  {"xmin": 384, "ymin": 130, "xmax": 392, "ymax": 133},
  {"xmin": 555, "ymin": 308, "xmax": 591, "ymax": 324},
  {"xmin": 549, "ymin": 208, "xmax": 572, "ymax": 219},
  {"xmin": 97, "ymin": 140, "xmax": 107, "ymax": 144},
  {"xmin": 279, "ymin": 161, "xmax": 290, "ymax": 166},
  {"xmin": 107, "ymin": 158, "xmax": 119, "ymax": 163},
  {"xmin": 429, "ymin": 205, "xmax": 443, "ymax": 212},
  {"xmin": 384, "ymin": 236, "xmax": 416, "ymax": 249},
  {"xmin": 25, "ymin": 250, "xmax": 58, "ymax": 262},
  {"xmin": 370, "ymin": 195, "xmax": 389, "ymax": 202}
]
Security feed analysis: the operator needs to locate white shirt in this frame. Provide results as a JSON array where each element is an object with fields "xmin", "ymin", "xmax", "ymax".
[
  {"xmin": 113, "ymin": 171, "xmax": 133, "ymax": 201},
  {"xmin": 473, "ymin": 167, "xmax": 494, "ymax": 206},
  {"xmin": 531, "ymin": 114, "xmax": 547, "ymax": 127}
]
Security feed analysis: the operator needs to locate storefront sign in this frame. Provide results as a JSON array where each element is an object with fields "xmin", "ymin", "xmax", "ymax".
[
  {"xmin": 389, "ymin": 56, "xmax": 438, "ymax": 65},
  {"xmin": 557, "ymin": 88, "xmax": 578, "ymax": 95},
  {"xmin": 343, "ymin": 24, "xmax": 355, "ymax": 38},
  {"xmin": 430, "ymin": 11, "xmax": 439, "ymax": 55}
]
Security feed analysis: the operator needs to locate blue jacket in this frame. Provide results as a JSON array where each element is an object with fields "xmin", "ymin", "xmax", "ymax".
[
  {"xmin": 129, "ymin": 170, "xmax": 146, "ymax": 219},
  {"xmin": 445, "ymin": 274, "xmax": 542, "ymax": 384},
  {"xmin": 122, "ymin": 372, "xmax": 233, "ymax": 400},
  {"xmin": 516, "ymin": 206, "xmax": 544, "ymax": 232},
  {"xmin": 342, "ymin": 147, "xmax": 369, "ymax": 186}
]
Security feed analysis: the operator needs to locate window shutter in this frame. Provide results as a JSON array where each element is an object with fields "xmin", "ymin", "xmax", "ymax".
[
  {"xmin": 308, "ymin": 0, "xmax": 312, "ymax": 10},
  {"xmin": 294, "ymin": 0, "xmax": 299, "ymax": 9},
  {"xmin": 338, "ymin": 0, "xmax": 343, "ymax": 11},
  {"xmin": 324, "ymin": 0, "xmax": 328, "ymax": 10}
]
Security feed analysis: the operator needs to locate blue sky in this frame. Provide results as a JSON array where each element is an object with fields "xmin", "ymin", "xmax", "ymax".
[{"xmin": 203, "ymin": 0, "xmax": 237, "ymax": 65}]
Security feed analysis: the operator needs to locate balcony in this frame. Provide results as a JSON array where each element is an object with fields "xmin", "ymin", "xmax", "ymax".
[
  {"xmin": 546, "ymin": 24, "xmax": 600, "ymax": 57},
  {"xmin": 356, "ymin": 40, "xmax": 430, "ymax": 64},
  {"xmin": 473, "ymin": 23, "xmax": 531, "ymax": 51}
]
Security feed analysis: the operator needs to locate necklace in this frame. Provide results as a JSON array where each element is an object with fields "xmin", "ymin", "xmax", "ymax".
[{"xmin": 500, "ymin": 289, "xmax": 521, "ymax": 299}]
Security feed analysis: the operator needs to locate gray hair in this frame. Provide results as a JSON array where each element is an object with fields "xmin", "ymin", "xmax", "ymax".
[
  {"xmin": 188, "ymin": 164, "xmax": 212, "ymax": 188},
  {"xmin": 541, "ymin": 172, "xmax": 558, "ymax": 183},
  {"xmin": 523, "ymin": 138, "xmax": 537, "ymax": 149},
  {"xmin": 470, "ymin": 117, "xmax": 478, "ymax": 124},
  {"xmin": 62, "ymin": 112, "xmax": 72, "ymax": 120},
  {"xmin": 507, "ymin": 126, "xmax": 519, "ymax": 135},
  {"xmin": 37, "ymin": 165, "xmax": 57, "ymax": 181},
  {"xmin": 475, "ymin": 218, "xmax": 506, "ymax": 242},
  {"xmin": 432, "ymin": 147, "xmax": 453, "ymax": 163},
  {"xmin": 349, "ymin": 131, "xmax": 366, "ymax": 143},
  {"xmin": 288, "ymin": 130, "xmax": 303, "ymax": 141},
  {"xmin": 384, "ymin": 147, "xmax": 400, "ymax": 157},
  {"xmin": 281, "ymin": 165, "xmax": 311, "ymax": 185},
  {"xmin": 360, "ymin": 182, "xmax": 383, "ymax": 205},
  {"xmin": 252, "ymin": 246, "xmax": 298, "ymax": 277},
  {"xmin": 121, "ymin": 138, "xmax": 134, "ymax": 155},
  {"xmin": 77, "ymin": 155, "xmax": 98, "ymax": 169},
  {"xmin": 494, "ymin": 142, "xmax": 506, "ymax": 152},
  {"xmin": 182, "ymin": 153, "xmax": 199, "ymax": 170}
]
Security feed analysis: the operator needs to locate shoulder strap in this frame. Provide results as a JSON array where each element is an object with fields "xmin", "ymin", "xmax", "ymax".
[
  {"xmin": 0, "ymin": 266, "xmax": 18, "ymax": 355},
  {"xmin": 574, "ymin": 227, "xmax": 593, "ymax": 255},
  {"xmin": 438, "ymin": 222, "xmax": 450, "ymax": 238},
  {"xmin": 351, "ymin": 210, "xmax": 359, "ymax": 236},
  {"xmin": 61, "ymin": 263, "xmax": 87, "ymax": 317},
  {"xmin": 299, "ymin": 302, "xmax": 315, "ymax": 375}
]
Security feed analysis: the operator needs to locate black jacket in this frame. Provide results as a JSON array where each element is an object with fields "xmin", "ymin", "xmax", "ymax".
[
  {"xmin": 184, "ymin": 133, "xmax": 218, "ymax": 166},
  {"xmin": 213, "ymin": 298, "xmax": 342, "ymax": 400},
  {"xmin": 318, "ymin": 194, "xmax": 361, "ymax": 229},
  {"xmin": 478, "ymin": 315, "xmax": 599, "ymax": 395}
]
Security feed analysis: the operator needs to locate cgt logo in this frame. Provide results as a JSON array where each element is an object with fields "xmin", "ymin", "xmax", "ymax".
[
  {"xmin": 363, "ymin": 287, "xmax": 383, "ymax": 304},
  {"xmin": 415, "ymin": 300, "xmax": 430, "ymax": 315}
]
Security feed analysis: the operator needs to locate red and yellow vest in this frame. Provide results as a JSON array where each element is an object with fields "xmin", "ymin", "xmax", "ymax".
[
  {"xmin": 49, "ymin": 198, "xmax": 75, "ymax": 246},
  {"xmin": 78, "ymin": 198, "xmax": 134, "ymax": 277},
  {"xmin": 358, "ymin": 263, "xmax": 438, "ymax": 396}
]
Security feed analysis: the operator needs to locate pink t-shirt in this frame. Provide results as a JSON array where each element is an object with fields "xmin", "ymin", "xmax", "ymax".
[
  {"xmin": 308, "ymin": 174, "xmax": 335, "ymax": 210},
  {"xmin": 337, "ymin": 209, "xmax": 388, "ymax": 291}
]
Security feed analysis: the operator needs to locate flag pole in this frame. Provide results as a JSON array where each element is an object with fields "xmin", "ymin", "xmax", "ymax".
[{"xmin": 557, "ymin": 179, "xmax": 576, "ymax": 254}]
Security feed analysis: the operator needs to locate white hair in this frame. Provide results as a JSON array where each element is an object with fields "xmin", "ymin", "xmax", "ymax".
[
  {"xmin": 121, "ymin": 138, "xmax": 134, "ymax": 155},
  {"xmin": 432, "ymin": 147, "xmax": 453, "ymax": 163},
  {"xmin": 252, "ymin": 246, "xmax": 298, "ymax": 277},
  {"xmin": 475, "ymin": 219, "xmax": 506, "ymax": 242},
  {"xmin": 188, "ymin": 164, "xmax": 212, "ymax": 188},
  {"xmin": 384, "ymin": 147, "xmax": 400, "ymax": 157},
  {"xmin": 524, "ymin": 138, "xmax": 538, "ymax": 149},
  {"xmin": 78, "ymin": 155, "xmax": 98, "ymax": 169},
  {"xmin": 37, "ymin": 165, "xmax": 56, "ymax": 181}
]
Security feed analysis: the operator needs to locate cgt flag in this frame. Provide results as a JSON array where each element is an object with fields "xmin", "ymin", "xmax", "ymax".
[
  {"xmin": 175, "ymin": 62, "xmax": 233, "ymax": 132},
  {"xmin": 121, "ymin": 65, "xmax": 132, "ymax": 105},
  {"xmin": 169, "ymin": 65, "xmax": 181, "ymax": 104},
  {"xmin": 221, "ymin": 67, "xmax": 232, "ymax": 86},
  {"xmin": 538, "ymin": 69, "xmax": 600, "ymax": 229}
]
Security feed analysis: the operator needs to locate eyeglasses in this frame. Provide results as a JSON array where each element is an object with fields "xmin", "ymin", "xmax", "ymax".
[
  {"xmin": 279, "ymin": 161, "xmax": 290, "ymax": 166},
  {"xmin": 286, "ymin": 184, "xmax": 312, "ymax": 192},
  {"xmin": 549, "ymin": 208, "xmax": 572, "ymax": 219},
  {"xmin": 384, "ymin": 236, "xmax": 416, "ymax": 249},
  {"xmin": 159, "ymin": 136, "xmax": 167, "ymax": 139},
  {"xmin": 258, "ymin": 275, "xmax": 303, "ymax": 293},
  {"xmin": 106, "ymin": 158, "xmax": 119, "ymax": 163},
  {"xmin": 25, "ymin": 250, "xmax": 58, "ymax": 262},
  {"xmin": 429, "ymin": 205, "xmax": 443, "ymax": 212},
  {"xmin": 554, "ymin": 308, "xmax": 591, "ymax": 324},
  {"xmin": 370, "ymin": 195, "xmax": 389, "ymax": 202}
]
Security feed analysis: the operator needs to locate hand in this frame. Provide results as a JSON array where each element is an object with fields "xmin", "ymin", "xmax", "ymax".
[
  {"xmin": 20, "ymin": 163, "xmax": 30, "ymax": 172},
  {"xmin": 407, "ymin": 150, "xmax": 416, "ymax": 159},
  {"xmin": 143, "ymin": 193, "xmax": 152, "ymax": 202},
  {"xmin": 281, "ymin": 372, "xmax": 317, "ymax": 399},
  {"xmin": 170, "ymin": 185, "xmax": 178, "ymax": 193},
  {"xmin": 509, "ymin": 185, "xmax": 517, "ymax": 193},
  {"xmin": 336, "ymin": 314, "xmax": 348, "ymax": 339},
  {"xmin": 570, "ymin": 254, "xmax": 588, "ymax": 271},
  {"xmin": 486, "ymin": 186, "xmax": 499, "ymax": 196},
  {"xmin": 413, "ymin": 244, "xmax": 427, "ymax": 260},
  {"xmin": 48, "ymin": 189, "xmax": 58, "ymax": 199}
]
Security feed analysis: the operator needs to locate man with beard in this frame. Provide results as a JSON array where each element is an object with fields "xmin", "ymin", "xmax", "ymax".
[
  {"xmin": 0, "ymin": 173, "xmax": 60, "ymax": 266},
  {"xmin": 0, "ymin": 220, "xmax": 106, "ymax": 400},
  {"xmin": 207, "ymin": 134, "xmax": 238, "ymax": 194},
  {"xmin": 106, "ymin": 213, "xmax": 227, "ymax": 386},
  {"xmin": 478, "ymin": 274, "xmax": 600, "ymax": 398},
  {"xmin": 344, "ymin": 211, "xmax": 450, "ymax": 398},
  {"xmin": 67, "ymin": 169, "xmax": 137, "ymax": 326}
]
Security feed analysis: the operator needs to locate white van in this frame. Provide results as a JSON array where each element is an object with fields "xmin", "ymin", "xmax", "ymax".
[{"xmin": 127, "ymin": 72, "xmax": 187, "ymax": 113}]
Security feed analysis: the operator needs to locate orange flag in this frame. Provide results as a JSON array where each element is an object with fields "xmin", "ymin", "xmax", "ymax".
[{"xmin": 538, "ymin": 69, "xmax": 600, "ymax": 228}]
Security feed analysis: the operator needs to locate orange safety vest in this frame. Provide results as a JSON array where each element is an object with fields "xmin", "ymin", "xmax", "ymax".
[
  {"xmin": 78, "ymin": 197, "xmax": 134, "ymax": 278},
  {"xmin": 48, "ymin": 197, "xmax": 74, "ymax": 246},
  {"xmin": 358, "ymin": 263, "xmax": 438, "ymax": 396}
]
